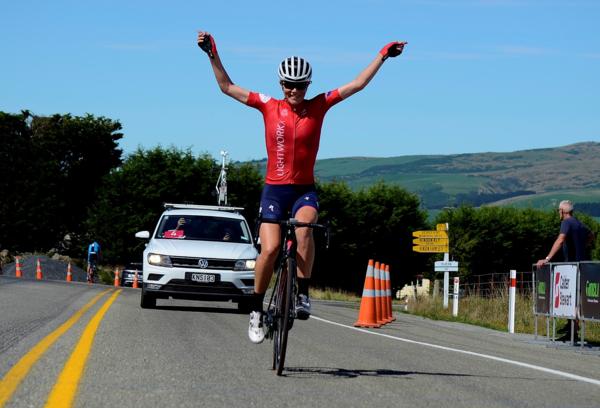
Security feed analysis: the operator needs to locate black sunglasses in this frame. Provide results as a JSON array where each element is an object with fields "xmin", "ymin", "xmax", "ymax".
[{"xmin": 281, "ymin": 81, "xmax": 310, "ymax": 90}]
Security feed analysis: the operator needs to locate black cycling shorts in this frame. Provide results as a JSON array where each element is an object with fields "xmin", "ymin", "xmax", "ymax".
[{"xmin": 259, "ymin": 184, "xmax": 318, "ymax": 221}]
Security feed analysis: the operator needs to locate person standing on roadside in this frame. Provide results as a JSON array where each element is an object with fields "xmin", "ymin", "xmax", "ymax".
[
  {"xmin": 536, "ymin": 200, "xmax": 595, "ymax": 340},
  {"xmin": 536, "ymin": 200, "xmax": 594, "ymax": 268}
]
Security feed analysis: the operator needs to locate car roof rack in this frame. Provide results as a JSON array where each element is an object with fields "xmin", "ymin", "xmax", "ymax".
[{"xmin": 163, "ymin": 203, "xmax": 245, "ymax": 213}]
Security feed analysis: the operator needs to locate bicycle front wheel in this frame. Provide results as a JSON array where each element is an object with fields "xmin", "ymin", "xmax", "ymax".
[{"xmin": 272, "ymin": 257, "xmax": 296, "ymax": 376}]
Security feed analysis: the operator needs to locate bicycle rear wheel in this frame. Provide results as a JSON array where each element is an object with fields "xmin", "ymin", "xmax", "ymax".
[
  {"xmin": 272, "ymin": 257, "xmax": 296, "ymax": 375},
  {"xmin": 87, "ymin": 266, "xmax": 93, "ymax": 284}
]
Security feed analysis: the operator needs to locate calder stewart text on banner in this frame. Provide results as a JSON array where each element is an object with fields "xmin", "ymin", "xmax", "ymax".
[{"xmin": 552, "ymin": 264, "xmax": 578, "ymax": 319}]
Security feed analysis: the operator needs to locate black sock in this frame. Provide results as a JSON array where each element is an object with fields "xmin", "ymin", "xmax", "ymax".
[
  {"xmin": 252, "ymin": 292, "xmax": 265, "ymax": 312},
  {"xmin": 298, "ymin": 278, "xmax": 310, "ymax": 297}
]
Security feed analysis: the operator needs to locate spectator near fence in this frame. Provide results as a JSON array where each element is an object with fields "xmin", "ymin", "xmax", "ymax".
[{"xmin": 536, "ymin": 200, "xmax": 595, "ymax": 340}]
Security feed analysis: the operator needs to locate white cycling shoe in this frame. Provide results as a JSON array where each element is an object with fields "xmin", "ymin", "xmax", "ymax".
[
  {"xmin": 248, "ymin": 311, "xmax": 265, "ymax": 344},
  {"xmin": 295, "ymin": 294, "xmax": 311, "ymax": 320}
]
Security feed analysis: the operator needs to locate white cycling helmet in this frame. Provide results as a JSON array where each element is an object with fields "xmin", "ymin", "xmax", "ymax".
[{"xmin": 278, "ymin": 56, "xmax": 312, "ymax": 82}]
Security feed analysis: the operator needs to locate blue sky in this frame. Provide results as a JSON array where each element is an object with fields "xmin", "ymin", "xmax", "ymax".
[{"xmin": 2, "ymin": 0, "xmax": 599, "ymax": 162}]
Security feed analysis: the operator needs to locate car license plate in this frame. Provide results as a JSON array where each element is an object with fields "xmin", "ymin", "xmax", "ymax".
[{"xmin": 186, "ymin": 272, "xmax": 218, "ymax": 283}]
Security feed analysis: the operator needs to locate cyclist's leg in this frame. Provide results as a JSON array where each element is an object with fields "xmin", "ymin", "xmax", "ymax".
[
  {"xmin": 294, "ymin": 206, "xmax": 317, "ymax": 279},
  {"xmin": 249, "ymin": 223, "xmax": 280, "ymax": 344},
  {"xmin": 249, "ymin": 186, "xmax": 286, "ymax": 344},
  {"xmin": 291, "ymin": 189, "xmax": 319, "ymax": 280},
  {"xmin": 292, "ymin": 190, "xmax": 318, "ymax": 320},
  {"xmin": 255, "ymin": 222, "xmax": 281, "ymax": 295}
]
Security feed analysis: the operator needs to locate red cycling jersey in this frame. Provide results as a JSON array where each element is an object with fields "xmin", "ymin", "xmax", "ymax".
[{"xmin": 246, "ymin": 90, "xmax": 343, "ymax": 184}]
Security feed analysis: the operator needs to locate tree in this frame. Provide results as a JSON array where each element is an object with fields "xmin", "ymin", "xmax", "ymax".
[
  {"xmin": 315, "ymin": 181, "xmax": 429, "ymax": 293},
  {"xmin": 0, "ymin": 111, "xmax": 122, "ymax": 252},
  {"xmin": 86, "ymin": 147, "xmax": 263, "ymax": 263},
  {"xmin": 434, "ymin": 205, "xmax": 599, "ymax": 280}
]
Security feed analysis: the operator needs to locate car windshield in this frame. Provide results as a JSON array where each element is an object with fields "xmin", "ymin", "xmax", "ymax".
[{"xmin": 155, "ymin": 215, "xmax": 252, "ymax": 244}]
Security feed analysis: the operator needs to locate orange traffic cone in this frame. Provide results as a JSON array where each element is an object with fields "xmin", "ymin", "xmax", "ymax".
[
  {"xmin": 374, "ymin": 262, "xmax": 386, "ymax": 325},
  {"xmin": 385, "ymin": 264, "xmax": 395, "ymax": 322},
  {"xmin": 132, "ymin": 268, "xmax": 139, "ymax": 289},
  {"xmin": 15, "ymin": 256, "xmax": 23, "ymax": 278},
  {"xmin": 36, "ymin": 258, "xmax": 43, "ymax": 280},
  {"xmin": 66, "ymin": 262, "xmax": 73, "ymax": 282},
  {"xmin": 379, "ymin": 263, "xmax": 392, "ymax": 324},
  {"xmin": 354, "ymin": 260, "xmax": 381, "ymax": 328},
  {"xmin": 114, "ymin": 268, "xmax": 120, "ymax": 287}
]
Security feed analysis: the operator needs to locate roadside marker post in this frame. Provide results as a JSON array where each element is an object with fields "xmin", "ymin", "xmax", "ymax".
[
  {"xmin": 452, "ymin": 276, "xmax": 460, "ymax": 317},
  {"xmin": 508, "ymin": 269, "xmax": 516, "ymax": 333}
]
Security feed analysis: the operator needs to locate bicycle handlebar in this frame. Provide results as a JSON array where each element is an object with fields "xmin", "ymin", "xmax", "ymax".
[
  {"xmin": 261, "ymin": 218, "xmax": 325, "ymax": 229},
  {"xmin": 261, "ymin": 218, "xmax": 330, "ymax": 249}
]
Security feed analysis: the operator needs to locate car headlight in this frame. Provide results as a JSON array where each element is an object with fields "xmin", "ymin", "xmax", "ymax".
[
  {"xmin": 234, "ymin": 259, "xmax": 256, "ymax": 271},
  {"xmin": 148, "ymin": 253, "xmax": 172, "ymax": 267}
]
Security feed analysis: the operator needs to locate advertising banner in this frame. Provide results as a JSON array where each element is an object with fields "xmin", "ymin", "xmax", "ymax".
[
  {"xmin": 552, "ymin": 263, "xmax": 578, "ymax": 318},
  {"xmin": 534, "ymin": 264, "xmax": 551, "ymax": 315},
  {"xmin": 579, "ymin": 262, "xmax": 600, "ymax": 320}
]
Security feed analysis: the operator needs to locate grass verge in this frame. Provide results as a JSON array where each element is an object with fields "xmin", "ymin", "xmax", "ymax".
[{"xmin": 311, "ymin": 286, "xmax": 600, "ymax": 343}]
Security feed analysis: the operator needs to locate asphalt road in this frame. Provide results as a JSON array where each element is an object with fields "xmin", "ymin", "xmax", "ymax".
[{"xmin": 1, "ymin": 276, "xmax": 599, "ymax": 408}]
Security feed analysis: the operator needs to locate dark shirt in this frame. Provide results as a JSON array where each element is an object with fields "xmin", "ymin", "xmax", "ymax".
[{"xmin": 560, "ymin": 216, "xmax": 591, "ymax": 261}]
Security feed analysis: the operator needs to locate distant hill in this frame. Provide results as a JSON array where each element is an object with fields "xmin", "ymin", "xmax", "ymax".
[{"xmin": 246, "ymin": 142, "xmax": 600, "ymax": 211}]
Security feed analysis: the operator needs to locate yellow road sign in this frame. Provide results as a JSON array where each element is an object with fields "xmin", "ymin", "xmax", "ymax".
[
  {"xmin": 413, "ymin": 238, "xmax": 449, "ymax": 246},
  {"xmin": 436, "ymin": 223, "xmax": 448, "ymax": 231},
  {"xmin": 412, "ymin": 230, "xmax": 448, "ymax": 239},
  {"xmin": 413, "ymin": 244, "xmax": 449, "ymax": 253}
]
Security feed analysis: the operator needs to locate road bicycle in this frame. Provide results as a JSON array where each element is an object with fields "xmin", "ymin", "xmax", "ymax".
[
  {"xmin": 263, "ymin": 218, "xmax": 329, "ymax": 376},
  {"xmin": 87, "ymin": 262, "xmax": 97, "ymax": 284}
]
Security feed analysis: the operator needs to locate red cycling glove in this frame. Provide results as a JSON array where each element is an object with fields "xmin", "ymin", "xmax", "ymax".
[
  {"xmin": 379, "ymin": 41, "xmax": 405, "ymax": 61},
  {"xmin": 198, "ymin": 34, "xmax": 218, "ymax": 59}
]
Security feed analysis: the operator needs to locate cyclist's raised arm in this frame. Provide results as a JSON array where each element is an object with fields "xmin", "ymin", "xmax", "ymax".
[
  {"xmin": 338, "ymin": 41, "xmax": 407, "ymax": 100},
  {"xmin": 197, "ymin": 31, "xmax": 250, "ymax": 104}
]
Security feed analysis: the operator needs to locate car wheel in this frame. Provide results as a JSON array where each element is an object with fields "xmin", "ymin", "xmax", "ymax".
[{"xmin": 140, "ymin": 289, "xmax": 156, "ymax": 309}]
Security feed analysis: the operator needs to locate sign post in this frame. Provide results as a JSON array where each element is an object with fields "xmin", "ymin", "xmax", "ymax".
[
  {"xmin": 435, "ymin": 260, "xmax": 458, "ymax": 310},
  {"xmin": 443, "ymin": 271, "xmax": 449, "ymax": 309},
  {"xmin": 413, "ymin": 224, "xmax": 456, "ymax": 309}
]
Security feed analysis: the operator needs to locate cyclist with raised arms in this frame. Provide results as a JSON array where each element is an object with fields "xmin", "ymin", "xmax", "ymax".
[{"xmin": 197, "ymin": 31, "xmax": 407, "ymax": 344}]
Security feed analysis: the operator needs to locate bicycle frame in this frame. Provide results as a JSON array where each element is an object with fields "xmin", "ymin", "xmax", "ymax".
[{"xmin": 263, "ymin": 218, "xmax": 328, "ymax": 376}]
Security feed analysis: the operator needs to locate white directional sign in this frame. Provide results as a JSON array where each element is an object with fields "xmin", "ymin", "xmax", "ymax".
[{"xmin": 435, "ymin": 261, "xmax": 459, "ymax": 272}]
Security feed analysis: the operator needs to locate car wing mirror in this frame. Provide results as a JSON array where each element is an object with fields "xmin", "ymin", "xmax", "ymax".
[{"xmin": 135, "ymin": 231, "xmax": 150, "ymax": 239}]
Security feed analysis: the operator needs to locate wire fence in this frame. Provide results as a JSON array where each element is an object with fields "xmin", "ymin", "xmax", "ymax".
[{"xmin": 458, "ymin": 271, "xmax": 534, "ymax": 297}]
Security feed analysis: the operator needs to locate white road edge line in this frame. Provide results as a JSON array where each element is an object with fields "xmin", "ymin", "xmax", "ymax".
[{"xmin": 311, "ymin": 315, "xmax": 600, "ymax": 387}]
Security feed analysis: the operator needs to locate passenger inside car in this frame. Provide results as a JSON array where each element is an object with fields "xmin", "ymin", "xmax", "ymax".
[{"xmin": 163, "ymin": 217, "xmax": 187, "ymax": 239}]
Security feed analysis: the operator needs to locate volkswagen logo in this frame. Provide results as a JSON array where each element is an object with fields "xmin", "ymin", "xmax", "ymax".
[{"xmin": 197, "ymin": 258, "xmax": 209, "ymax": 269}]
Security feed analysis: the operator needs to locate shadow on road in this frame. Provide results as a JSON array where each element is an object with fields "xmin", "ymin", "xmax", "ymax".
[{"xmin": 283, "ymin": 367, "xmax": 539, "ymax": 381}]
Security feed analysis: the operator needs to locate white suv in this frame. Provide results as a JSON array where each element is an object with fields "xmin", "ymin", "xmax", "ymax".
[{"xmin": 135, "ymin": 203, "xmax": 257, "ymax": 311}]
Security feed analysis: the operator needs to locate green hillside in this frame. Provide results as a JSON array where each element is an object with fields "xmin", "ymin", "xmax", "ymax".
[{"xmin": 247, "ymin": 142, "xmax": 600, "ymax": 210}]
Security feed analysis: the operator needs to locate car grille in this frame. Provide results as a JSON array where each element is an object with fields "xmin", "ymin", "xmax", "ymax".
[
  {"xmin": 162, "ymin": 280, "xmax": 243, "ymax": 295},
  {"xmin": 170, "ymin": 256, "xmax": 237, "ymax": 270}
]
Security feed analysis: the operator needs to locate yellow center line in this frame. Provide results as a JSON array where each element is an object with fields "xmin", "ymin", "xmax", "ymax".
[
  {"xmin": 44, "ymin": 289, "xmax": 121, "ymax": 408},
  {"xmin": 0, "ymin": 289, "xmax": 111, "ymax": 408}
]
